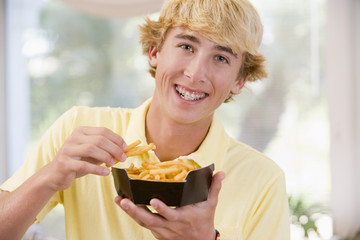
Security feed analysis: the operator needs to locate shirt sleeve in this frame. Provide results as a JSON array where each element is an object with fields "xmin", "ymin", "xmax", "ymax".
[
  {"xmin": 244, "ymin": 172, "xmax": 290, "ymax": 240},
  {"xmin": 0, "ymin": 107, "xmax": 77, "ymax": 223}
]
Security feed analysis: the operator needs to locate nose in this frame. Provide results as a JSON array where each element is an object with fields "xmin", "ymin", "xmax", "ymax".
[{"xmin": 184, "ymin": 54, "xmax": 208, "ymax": 82}]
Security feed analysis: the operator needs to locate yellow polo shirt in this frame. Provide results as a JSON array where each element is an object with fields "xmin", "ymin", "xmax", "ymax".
[{"xmin": 1, "ymin": 99, "xmax": 290, "ymax": 239}]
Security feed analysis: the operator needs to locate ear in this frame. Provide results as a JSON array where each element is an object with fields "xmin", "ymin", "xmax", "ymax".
[
  {"xmin": 230, "ymin": 77, "xmax": 246, "ymax": 94},
  {"xmin": 148, "ymin": 45, "xmax": 159, "ymax": 67}
]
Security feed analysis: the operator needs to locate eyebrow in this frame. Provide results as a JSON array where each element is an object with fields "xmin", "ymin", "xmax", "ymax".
[
  {"xmin": 216, "ymin": 45, "xmax": 238, "ymax": 58},
  {"xmin": 174, "ymin": 33, "xmax": 238, "ymax": 58},
  {"xmin": 175, "ymin": 33, "xmax": 200, "ymax": 43}
]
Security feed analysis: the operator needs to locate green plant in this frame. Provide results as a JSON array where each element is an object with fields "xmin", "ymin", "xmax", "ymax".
[{"xmin": 288, "ymin": 195, "xmax": 328, "ymax": 238}]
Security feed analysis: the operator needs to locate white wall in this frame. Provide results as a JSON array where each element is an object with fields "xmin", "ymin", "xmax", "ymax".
[
  {"xmin": 0, "ymin": 0, "xmax": 7, "ymax": 183},
  {"xmin": 327, "ymin": 0, "xmax": 360, "ymax": 237}
]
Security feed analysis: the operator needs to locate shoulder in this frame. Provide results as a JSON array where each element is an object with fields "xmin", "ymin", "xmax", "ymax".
[
  {"xmin": 40, "ymin": 106, "xmax": 134, "ymax": 144},
  {"xmin": 69, "ymin": 106, "xmax": 132, "ymax": 120},
  {"xmin": 223, "ymin": 138, "xmax": 285, "ymax": 183},
  {"xmin": 64, "ymin": 106, "xmax": 133, "ymax": 128}
]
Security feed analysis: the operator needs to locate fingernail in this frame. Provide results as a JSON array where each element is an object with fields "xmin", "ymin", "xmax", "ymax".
[
  {"xmin": 151, "ymin": 201, "xmax": 158, "ymax": 209},
  {"xmin": 111, "ymin": 158, "xmax": 117, "ymax": 166},
  {"xmin": 121, "ymin": 200, "xmax": 129, "ymax": 211},
  {"xmin": 114, "ymin": 196, "xmax": 121, "ymax": 205},
  {"xmin": 103, "ymin": 168, "xmax": 110, "ymax": 175},
  {"xmin": 122, "ymin": 142, "xmax": 127, "ymax": 150},
  {"xmin": 120, "ymin": 153, "xmax": 127, "ymax": 162},
  {"xmin": 220, "ymin": 172, "xmax": 226, "ymax": 181}
]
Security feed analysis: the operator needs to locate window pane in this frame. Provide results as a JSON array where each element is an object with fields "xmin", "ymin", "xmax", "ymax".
[{"xmin": 27, "ymin": 1, "xmax": 153, "ymax": 145}]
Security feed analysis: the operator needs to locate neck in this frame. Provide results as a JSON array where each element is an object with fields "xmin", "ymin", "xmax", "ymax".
[{"xmin": 145, "ymin": 102, "xmax": 212, "ymax": 161}]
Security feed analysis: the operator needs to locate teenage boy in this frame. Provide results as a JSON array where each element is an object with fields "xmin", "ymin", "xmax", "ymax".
[{"xmin": 0, "ymin": 0, "xmax": 290, "ymax": 239}]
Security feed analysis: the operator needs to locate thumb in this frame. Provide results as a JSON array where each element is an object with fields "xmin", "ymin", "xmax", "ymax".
[{"xmin": 207, "ymin": 171, "xmax": 225, "ymax": 206}]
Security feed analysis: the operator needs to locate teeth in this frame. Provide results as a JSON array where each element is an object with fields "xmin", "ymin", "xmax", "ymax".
[{"xmin": 175, "ymin": 85, "xmax": 206, "ymax": 101}]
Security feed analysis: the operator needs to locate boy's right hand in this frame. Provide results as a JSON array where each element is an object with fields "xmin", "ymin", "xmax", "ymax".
[{"xmin": 44, "ymin": 126, "xmax": 127, "ymax": 192}]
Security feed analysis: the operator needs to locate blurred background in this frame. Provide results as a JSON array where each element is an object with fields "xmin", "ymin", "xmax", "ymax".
[{"xmin": 0, "ymin": 0, "xmax": 359, "ymax": 239}]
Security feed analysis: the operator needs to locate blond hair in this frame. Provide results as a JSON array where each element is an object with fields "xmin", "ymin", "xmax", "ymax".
[{"xmin": 140, "ymin": 0, "xmax": 267, "ymax": 101}]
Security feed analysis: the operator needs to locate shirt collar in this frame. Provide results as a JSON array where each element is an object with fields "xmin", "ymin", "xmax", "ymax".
[
  {"xmin": 124, "ymin": 98, "xmax": 151, "ymax": 145},
  {"xmin": 124, "ymin": 98, "xmax": 230, "ymax": 167}
]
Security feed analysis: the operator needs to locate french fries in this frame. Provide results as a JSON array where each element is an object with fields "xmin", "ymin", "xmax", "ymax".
[
  {"xmin": 106, "ymin": 139, "xmax": 156, "ymax": 167},
  {"xmin": 125, "ymin": 141, "xmax": 156, "ymax": 157},
  {"xmin": 110, "ymin": 139, "xmax": 200, "ymax": 182},
  {"xmin": 125, "ymin": 159, "xmax": 200, "ymax": 182}
]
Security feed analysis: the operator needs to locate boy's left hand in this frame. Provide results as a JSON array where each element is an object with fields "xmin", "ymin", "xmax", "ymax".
[{"xmin": 114, "ymin": 171, "xmax": 225, "ymax": 240}]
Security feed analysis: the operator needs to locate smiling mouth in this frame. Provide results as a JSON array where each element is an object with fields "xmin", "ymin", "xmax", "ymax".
[{"xmin": 175, "ymin": 85, "xmax": 208, "ymax": 101}]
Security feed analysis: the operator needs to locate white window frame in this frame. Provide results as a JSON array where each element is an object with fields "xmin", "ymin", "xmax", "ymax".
[{"xmin": 327, "ymin": 0, "xmax": 360, "ymax": 237}]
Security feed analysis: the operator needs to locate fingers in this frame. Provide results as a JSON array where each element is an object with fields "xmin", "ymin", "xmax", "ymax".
[
  {"xmin": 65, "ymin": 143, "xmax": 114, "ymax": 166},
  {"xmin": 150, "ymin": 199, "xmax": 179, "ymax": 222},
  {"xmin": 207, "ymin": 171, "xmax": 225, "ymax": 207},
  {"xmin": 115, "ymin": 172, "xmax": 226, "ymax": 223},
  {"xmin": 115, "ymin": 198, "xmax": 179, "ymax": 239},
  {"xmin": 114, "ymin": 195, "xmax": 123, "ymax": 205},
  {"xmin": 68, "ymin": 126, "xmax": 128, "ymax": 166},
  {"xmin": 116, "ymin": 198, "xmax": 165, "ymax": 229},
  {"xmin": 85, "ymin": 135, "xmax": 127, "ymax": 163},
  {"xmin": 67, "ymin": 138, "xmax": 124, "ymax": 166},
  {"xmin": 70, "ymin": 158, "xmax": 110, "ymax": 177},
  {"xmin": 113, "ymin": 172, "xmax": 225, "ymax": 240},
  {"xmin": 47, "ymin": 126, "xmax": 128, "ymax": 192},
  {"xmin": 78, "ymin": 126, "xmax": 127, "ymax": 150}
]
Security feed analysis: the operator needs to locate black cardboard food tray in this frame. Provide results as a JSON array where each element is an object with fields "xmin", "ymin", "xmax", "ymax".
[{"xmin": 111, "ymin": 164, "xmax": 214, "ymax": 207}]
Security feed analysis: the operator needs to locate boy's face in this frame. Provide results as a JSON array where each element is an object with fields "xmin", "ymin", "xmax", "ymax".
[{"xmin": 149, "ymin": 27, "xmax": 245, "ymax": 125}]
